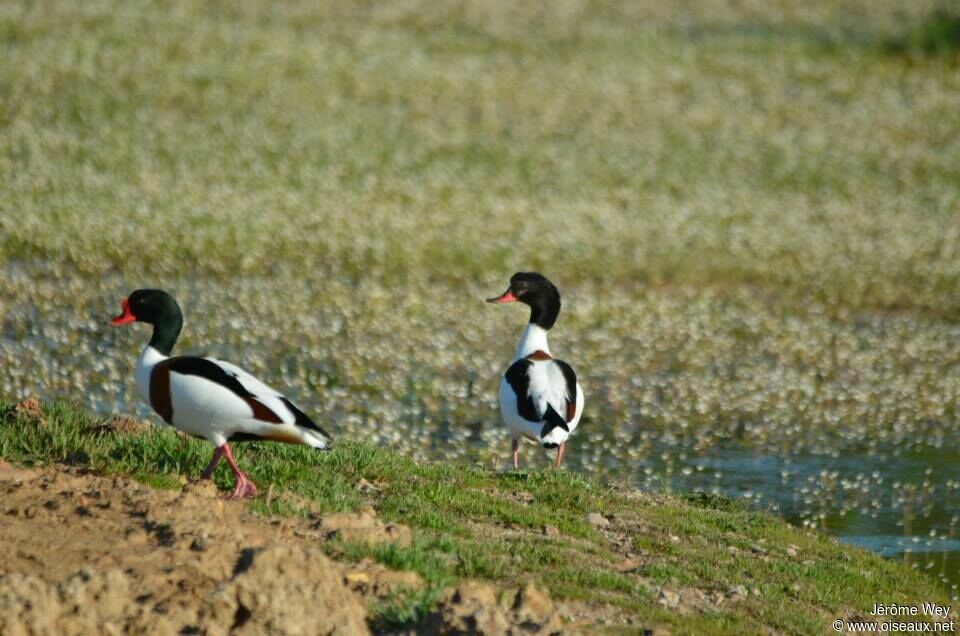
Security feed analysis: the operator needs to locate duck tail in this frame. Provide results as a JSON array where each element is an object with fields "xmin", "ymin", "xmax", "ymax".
[
  {"xmin": 281, "ymin": 397, "xmax": 333, "ymax": 450},
  {"xmin": 540, "ymin": 404, "xmax": 569, "ymax": 449}
]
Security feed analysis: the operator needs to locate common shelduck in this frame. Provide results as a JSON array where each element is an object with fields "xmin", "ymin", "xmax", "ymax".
[
  {"xmin": 488, "ymin": 273, "xmax": 584, "ymax": 469},
  {"xmin": 110, "ymin": 289, "xmax": 332, "ymax": 498}
]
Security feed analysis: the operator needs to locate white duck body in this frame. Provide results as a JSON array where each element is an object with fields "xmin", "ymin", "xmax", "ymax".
[
  {"xmin": 498, "ymin": 323, "xmax": 584, "ymax": 447},
  {"xmin": 112, "ymin": 288, "xmax": 332, "ymax": 499},
  {"xmin": 135, "ymin": 344, "xmax": 330, "ymax": 448}
]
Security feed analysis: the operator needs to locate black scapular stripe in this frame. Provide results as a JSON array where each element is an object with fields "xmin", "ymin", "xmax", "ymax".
[
  {"xmin": 504, "ymin": 359, "xmax": 539, "ymax": 423},
  {"xmin": 168, "ymin": 357, "xmax": 255, "ymax": 398}
]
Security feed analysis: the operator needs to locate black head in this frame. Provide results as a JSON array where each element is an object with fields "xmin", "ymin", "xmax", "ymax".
[
  {"xmin": 110, "ymin": 289, "xmax": 183, "ymax": 355},
  {"xmin": 111, "ymin": 289, "xmax": 181, "ymax": 326},
  {"xmin": 487, "ymin": 272, "xmax": 562, "ymax": 329}
]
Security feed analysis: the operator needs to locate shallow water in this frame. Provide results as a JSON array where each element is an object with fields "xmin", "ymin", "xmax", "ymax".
[{"xmin": 613, "ymin": 444, "xmax": 960, "ymax": 594}]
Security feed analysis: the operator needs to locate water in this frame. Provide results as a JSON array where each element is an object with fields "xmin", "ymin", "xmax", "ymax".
[{"xmin": 598, "ymin": 442, "xmax": 960, "ymax": 594}]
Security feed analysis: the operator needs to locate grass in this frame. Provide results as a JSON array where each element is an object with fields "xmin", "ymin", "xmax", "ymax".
[
  {"xmin": 884, "ymin": 4, "xmax": 960, "ymax": 58},
  {"xmin": 0, "ymin": 397, "xmax": 952, "ymax": 633}
]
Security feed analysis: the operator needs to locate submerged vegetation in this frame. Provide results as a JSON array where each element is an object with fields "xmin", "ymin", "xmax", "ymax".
[{"xmin": 1, "ymin": 0, "xmax": 959, "ymax": 610}]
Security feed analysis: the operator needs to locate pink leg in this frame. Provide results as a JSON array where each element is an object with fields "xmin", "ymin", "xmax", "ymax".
[
  {"xmin": 199, "ymin": 446, "xmax": 224, "ymax": 480},
  {"xmin": 512, "ymin": 438, "xmax": 520, "ymax": 470},
  {"xmin": 555, "ymin": 442, "xmax": 566, "ymax": 468},
  {"xmin": 220, "ymin": 443, "xmax": 258, "ymax": 499}
]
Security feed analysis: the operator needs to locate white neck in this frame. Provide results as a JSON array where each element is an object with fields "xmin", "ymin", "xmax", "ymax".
[
  {"xmin": 134, "ymin": 345, "xmax": 169, "ymax": 402},
  {"xmin": 514, "ymin": 323, "xmax": 550, "ymax": 360}
]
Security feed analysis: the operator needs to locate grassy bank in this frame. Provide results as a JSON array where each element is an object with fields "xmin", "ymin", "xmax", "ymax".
[{"xmin": 0, "ymin": 397, "xmax": 950, "ymax": 633}]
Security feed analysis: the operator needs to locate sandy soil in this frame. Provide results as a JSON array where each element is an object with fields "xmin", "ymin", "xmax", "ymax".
[{"xmin": 0, "ymin": 463, "xmax": 576, "ymax": 635}]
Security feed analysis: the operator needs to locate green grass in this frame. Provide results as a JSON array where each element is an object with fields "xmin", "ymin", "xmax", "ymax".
[
  {"xmin": 885, "ymin": 4, "xmax": 960, "ymax": 58},
  {"xmin": 0, "ymin": 0, "xmax": 958, "ymax": 313},
  {"xmin": 0, "ymin": 397, "xmax": 951, "ymax": 634}
]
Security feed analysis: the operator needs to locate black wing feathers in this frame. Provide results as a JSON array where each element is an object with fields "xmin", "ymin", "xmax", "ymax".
[
  {"xmin": 504, "ymin": 359, "xmax": 540, "ymax": 423},
  {"xmin": 280, "ymin": 397, "xmax": 332, "ymax": 439},
  {"xmin": 553, "ymin": 359, "xmax": 578, "ymax": 422},
  {"xmin": 540, "ymin": 404, "xmax": 569, "ymax": 443},
  {"xmin": 168, "ymin": 357, "xmax": 252, "ymax": 398}
]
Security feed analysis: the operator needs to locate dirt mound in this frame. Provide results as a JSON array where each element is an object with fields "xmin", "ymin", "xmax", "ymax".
[
  {"xmin": 0, "ymin": 464, "xmax": 419, "ymax": 634},
  {"xmin": 423, "ymin": 581, "xmax": 565, "ymax": 635},
  {"xmin": 316, "ymin": 508, "xmax": 412, "ymax": 547},
  {"xmin": 202, "ymin": 546, "xmax": 368, "ymax": 636},
  {"xmin": 0, "ymin": 549, "xmax": 371, "ymax": 636},
  {"xmin": 0, "ymin": 463, "xmax": 633, "ymax": 634},
  {"xmin": 0, "ymin": 568, "xmax": 147, "ymax": 635},
  {"xmin": 343, "ymin": 559, "xmax": 424, "ymax": 598}
]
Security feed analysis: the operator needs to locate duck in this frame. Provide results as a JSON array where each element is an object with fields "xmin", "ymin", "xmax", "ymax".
[
  {"xmin": 110, "ymin": 289, "xmax": 332, "ymax": 498},
  {"xmin": 487, "ymin": 272, "xmax": 584, "ymax": 469}
]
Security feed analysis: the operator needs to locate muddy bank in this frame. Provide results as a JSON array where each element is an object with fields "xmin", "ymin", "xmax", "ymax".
[{"xmin": 0, "ymin": 463, "xmax": 571, "ymax": 635}]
